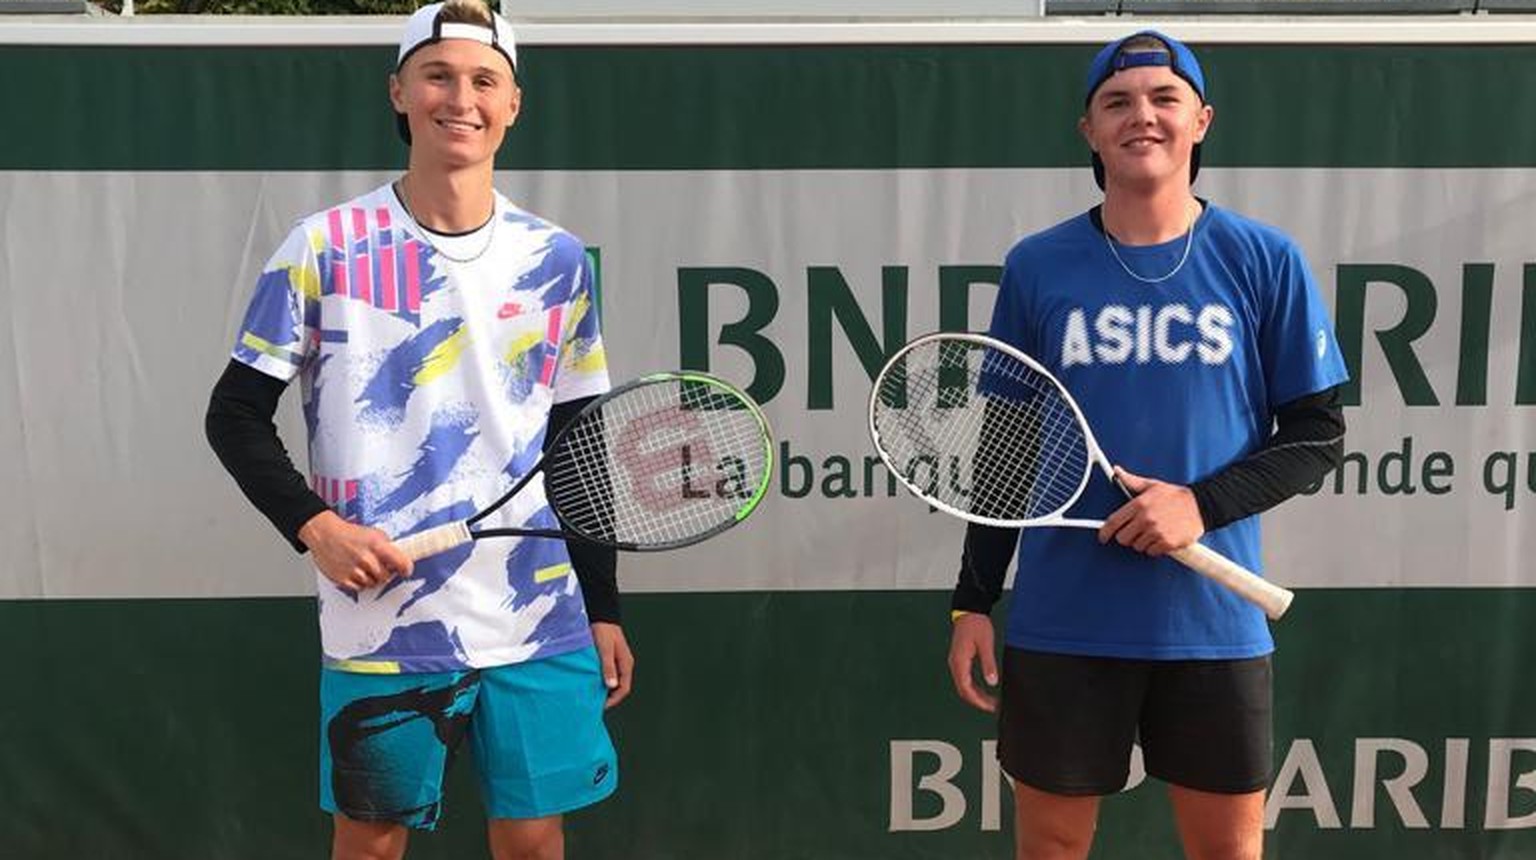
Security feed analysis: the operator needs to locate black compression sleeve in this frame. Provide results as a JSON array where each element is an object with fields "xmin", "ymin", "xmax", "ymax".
[
  {"xmin": 950, "ymin": 397, "xmax": 1028, "ymax": 615},
  {"xmin": 204, "ymin": 360, "xmax": 330, "ymax": 552},
  {"xmin": 1189, "ymin": 385, "xmax": 1346, "ymax": 531},
  {"xmin": 549, "ymin": 396, "xmax": 622, "ymax": 625},
  {"xmin": 950, "ymin": 523, "xmax": 1020, "ymax": 615}
]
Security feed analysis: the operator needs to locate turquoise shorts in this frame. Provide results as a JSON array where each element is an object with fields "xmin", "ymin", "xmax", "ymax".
[{"xmin": 319, "ymin": 646, "xmax": 617, "ymax": 830}]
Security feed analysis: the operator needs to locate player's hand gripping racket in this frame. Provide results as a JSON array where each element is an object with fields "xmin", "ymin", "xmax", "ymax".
[
  {"xmin": 396, "ymin": 372, "xmax": 773, "ymax": 559},
  {"xmin": 868, "ymin": 332, "xmax": 1293, "ymax": 620}
]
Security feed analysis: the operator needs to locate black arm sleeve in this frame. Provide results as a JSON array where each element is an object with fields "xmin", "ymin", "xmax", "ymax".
[
  {"xmin": 204, "ymin": 359, "xmax": 330, "ymax": 552},
  {"xmin": 1189, "ymin": 385, "xmax": 1346, "ymax": 531},
  {"xmin": 549, "ymin": 396, "xmax": 622, "ymax": 625},
  {"xmin": 950, "ymin": 523, "xmax": 1021, "ymax": 615},
  {"xmin": 949, "ymin": 398, "xmax": 1027, "ymax": 615}
]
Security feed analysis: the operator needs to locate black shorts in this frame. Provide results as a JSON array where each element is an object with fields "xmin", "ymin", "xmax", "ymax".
[{"xmin": 997, "ymin": 648, "xmax": 1272, "ymax": 796}]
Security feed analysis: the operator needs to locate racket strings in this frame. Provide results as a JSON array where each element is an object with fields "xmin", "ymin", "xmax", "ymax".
[
  {"xmin": 873, "ymin": 341, "xmax": 1091, "ymax": 522},
  {"xmin": 545, "ymin": 380, "xmax": 770, "ymax": 546},
  {"xmin": 555, "ymin": 408, "xmax": 764, "ymax": 542}
]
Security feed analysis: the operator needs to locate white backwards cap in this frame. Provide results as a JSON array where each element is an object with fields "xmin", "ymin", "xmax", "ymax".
[{"xmin": 396, "ymin": 2, "xmax": 517, "ymax": 75}]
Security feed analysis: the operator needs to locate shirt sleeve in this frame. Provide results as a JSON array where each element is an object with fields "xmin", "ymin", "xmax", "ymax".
[
  {"xmin": 1260, "ymin": 239, "xmax": 1350, "ymax": 408},
  {"xmin": 231, "ymin": 223, "xmax": 324, "ymax": 383},
  {"xmin": 986, "ymin": 245, "xmax": 1038, "ymax": 357},
  {"xmin": 551, "ymin": 240, "xmax": 611, "ymax": 405}
]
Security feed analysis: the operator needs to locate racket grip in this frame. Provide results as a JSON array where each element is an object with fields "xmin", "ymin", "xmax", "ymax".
[
  {"xmin": 1169, "ymin": 542, "xmax": 1295, "ymax": 621},
  {"xmin": 395, "ymin": 522, "xmax": 473, "ymax": 561}
]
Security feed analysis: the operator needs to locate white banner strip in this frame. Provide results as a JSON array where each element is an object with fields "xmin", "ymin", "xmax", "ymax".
[{"xmin": 2, "ymin": 167, "xmax": 1533, "ymax": 597}]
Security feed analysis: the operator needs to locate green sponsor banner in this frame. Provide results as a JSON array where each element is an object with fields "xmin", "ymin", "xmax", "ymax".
[
  {"xmin": 2, "ymin": 591, "xmax": 1535, "ymax": 859},
  {"xmin": 1, "ymin": 44, "xmax": 1535, "ymax": 170}
]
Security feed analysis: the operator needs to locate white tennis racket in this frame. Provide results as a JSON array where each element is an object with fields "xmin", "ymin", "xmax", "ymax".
[{"xmin": 868, "ymin": 331, "xmax": 1293, "ymax": 620}]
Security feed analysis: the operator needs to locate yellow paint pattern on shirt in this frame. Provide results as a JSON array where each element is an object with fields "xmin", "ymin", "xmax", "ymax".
[
  {"xmin": 503, "ymin": 330, "xmax": 543, "ymax": 366},
  {"xmin": 328, "ymin": 659, "xmax": 403, "ymax": 675},
  {"xmin": 240, "ymin": 331, "xmax": 300, "ymax": 364},
  {"xmin": 534, "ymin": 563, "xmax": 573, "ymax": 584},
  {"xmin": 413, "ymin": 327, "xmax": 469, "ymax": 386},
  {"xmin": 568, "ymin": 344, "xmax": 607, "ymax": 373},
  {"xmin": 564, "ymin": 291, "xmax": 591, "ymax": 339},
  {"xmin": 287, "ymin": 262, "xmax": 322, "ymax": 301}
]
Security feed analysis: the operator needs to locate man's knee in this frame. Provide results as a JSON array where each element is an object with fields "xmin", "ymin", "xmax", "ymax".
[
  {"xmin": 1183, "ymin": 839, "xmax": 1262, "ymax": 860},
  {"xmin": 1013, "ymin": 782, "xmax": 1100, "ymax": 860},
  {"xmin": 331, "ymin": 815, "xmax": 409, "ymax": 860},
  {"xmin": 1169, "ymin": 785, "xmax": 1264, "ymax": 860},
  {"xmin": 489, "ymin": 816, "xmax": 564, "ymax": 860}
]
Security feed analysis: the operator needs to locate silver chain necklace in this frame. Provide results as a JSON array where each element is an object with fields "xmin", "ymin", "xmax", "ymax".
[
  {"xmin": 394, "ymin": 180, "xmax": 498, "ymax": 265},
  {"xmin": 1103, "ymin": 206, "xmax": 1198, "ymax": 284}
]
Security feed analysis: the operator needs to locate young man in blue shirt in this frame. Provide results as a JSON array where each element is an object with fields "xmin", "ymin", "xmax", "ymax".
[{"xmin": 947, "ymin": 31, "xmax": 1347, "ymax": 860}]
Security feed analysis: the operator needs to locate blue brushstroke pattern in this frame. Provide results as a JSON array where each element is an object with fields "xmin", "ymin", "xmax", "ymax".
[
  {"xmin": 356, "ymin": 317, "xmax": 462, "ymax": 427},
  {"xmin": 302, "ymin": 353, "xmax": 331, "ymax": 441},
  {"xmin": 507, "ymin": 235, "xmax": 583, "ymax": 311},
  {"xmin": 501, "ymin": 344, "xmax": 550, "ymax": 403},
  {"xmin": 414, "ymin": 249, "xmax": 454, "ymax": 305},
  {"xmin": 502, "ymin": 434, "xmax": 544, "ymax": 485},
  {"xmin": 304, "ymin": 291, "xmax": 322, "ymax": 333},
  {"xmin": 356, "ymin": 621, "xmax": 464, "ymax": 669},
  {"xmin": 503, "ymin": 210, "xmax": 543, "ymax": 230},
  {"xmin": 506, "ymin": 507, "xmax": 586, "ymax": 654},
  {"xmin": 503, "ymin": 507, "xmax": 565, "ymax": 603},
  {"xmin": 373, "ymin": 414, "xmax": 479, "ymax": 518}
]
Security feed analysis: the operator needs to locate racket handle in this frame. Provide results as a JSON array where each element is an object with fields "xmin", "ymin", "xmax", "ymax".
[
  {"xmin": 395, "ymin": 522, "xmax": 473, "ymax": 561},
  {"xmin": 1169, "ymin": 542, "xmax": 1295, "ymax": 621}
]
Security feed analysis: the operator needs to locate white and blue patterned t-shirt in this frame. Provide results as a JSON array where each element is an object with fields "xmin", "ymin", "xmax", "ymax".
[{"xmin": 232, "ymin": 184, "xmax": 609, "ymax": 672}]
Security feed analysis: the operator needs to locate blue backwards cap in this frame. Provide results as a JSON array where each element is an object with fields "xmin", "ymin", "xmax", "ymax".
[
  {"xmin": 1084, "ymin": 30, "xmax": 1206, "ymax": 106},
  {"xmin": 1083, "ymin": 31, "xmax": 1208, "ymax": 188}
]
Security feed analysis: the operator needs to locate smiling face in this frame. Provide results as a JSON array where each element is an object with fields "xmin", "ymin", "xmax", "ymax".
[
  {"xmin": 389, "ymin": 38, "xmax": 521, "ymax": 170},
  {"xmin": 1079, "ymin": 64, "xmax": 1212, "ymax": 192}
]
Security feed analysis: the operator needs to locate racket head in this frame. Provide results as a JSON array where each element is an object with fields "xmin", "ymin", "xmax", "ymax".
[
  {"xmin": 869, "ymin": 332, "xmax": 1104, "ymax": 527},
  {"xmin": 543, "ymin": 372, "xmax": 774, "ymax": 551}
]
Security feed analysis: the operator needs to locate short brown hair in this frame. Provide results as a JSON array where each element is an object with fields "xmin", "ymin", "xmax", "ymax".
[{"xmin": 435, "ymin": 0, "xmax": 494, "ymax": 29}]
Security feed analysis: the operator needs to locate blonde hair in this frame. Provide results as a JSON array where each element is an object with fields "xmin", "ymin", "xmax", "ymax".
[
  {"xmin": 1118, "ymin": 34, "xmax": 1171, "ymax": 56},
  {"xmin": 435, "ymin": 0, "xmax": 494, "ymax": 28}
]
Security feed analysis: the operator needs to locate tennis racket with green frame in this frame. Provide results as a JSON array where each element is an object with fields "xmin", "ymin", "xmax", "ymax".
[{"xmin": 397, "ymin": 371, "xmax": 774, "ymax": 559}]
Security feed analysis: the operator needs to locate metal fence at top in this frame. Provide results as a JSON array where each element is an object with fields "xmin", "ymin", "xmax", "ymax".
[
  {"xmin": 1047, "ymin": 0, "xmax": 1534, "ymax": 14},
  {"xmin": 0, "ymin": 0, "xmax": 94, "ymax": 12},
  {"xmin": 491, "ymin": 0, "xmax": 1535, "ymax": 17},
  {"xmin": 5, "ymin": 0, "xmax": 1536, "ymax": 18}
]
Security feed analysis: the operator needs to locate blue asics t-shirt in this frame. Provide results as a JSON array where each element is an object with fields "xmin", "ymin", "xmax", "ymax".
[{"xmin": 988, "ymin": 203, "xmax": 1348, "ymax": 659}]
